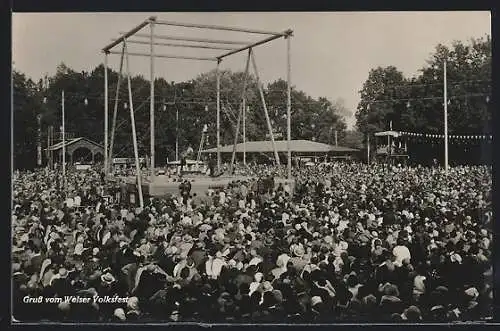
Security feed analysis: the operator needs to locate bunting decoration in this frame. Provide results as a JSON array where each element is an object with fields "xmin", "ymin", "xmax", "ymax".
[{"xmin": 397, "ymin": 131, "xmax": 492, "ymax": 141}]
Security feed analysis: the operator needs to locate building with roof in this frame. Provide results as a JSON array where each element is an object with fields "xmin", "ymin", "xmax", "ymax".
[
  {"xmin": 374, "ymin": 130, "xmax": 409, "ymax": 165},
  {"xmin": 202, "ymin": 139, "xmax": 359, "ymax": 161},
  {"xmin": 46, "ymin": 137, "xmax": 104, "ymax": 164}
]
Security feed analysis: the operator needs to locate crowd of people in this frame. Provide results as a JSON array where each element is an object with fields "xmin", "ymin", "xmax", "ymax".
[{"xmin": 12, "ymin": 162, "xmax": 493, "ymax": 323}]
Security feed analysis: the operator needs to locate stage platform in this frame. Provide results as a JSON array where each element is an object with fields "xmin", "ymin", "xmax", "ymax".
[{"xmin": 112, "ymin": 175, "xmax": 295, "ymax": 197}]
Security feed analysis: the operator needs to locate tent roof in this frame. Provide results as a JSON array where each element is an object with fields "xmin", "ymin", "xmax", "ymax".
[
  {"xmin": 202, "ymin": 140, "xmax": 359, "ymax": 153},
  {"xmin": 47, "ymin": 137, "xmax": 104, "ymax": 151},
  {"xmin": 167, "ymin": 159, "xmax": 204, "ymax": 165},
  {"xmin": 374, "ymin": 130, "xmax": 401, "ymax": 137}
]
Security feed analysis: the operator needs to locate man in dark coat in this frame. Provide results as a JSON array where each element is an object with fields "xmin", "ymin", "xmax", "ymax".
[
  {"xmin": 30, "ymin": 247, "xmax": 45, "ymax": 274},
  {"xmin": 208, "ymin": 156, "xmax": 216, "ymax": 177},
  {"xmin": 119, "ymin": 180, "xmax": 128, "ymax": 207},
  {"xmin": 134, "ymin": 264, "xmax": 167, "ymax": 301},
  {"xmin": 179, "ymin": 180, "xmax": 191, "ymax": 205},
  {"xmin": 50, "ymin": 268, "xmax": 73, "ymax": 297},
  {"xmin": 180, "ymin": 157, "xmax": 186, "ymax": 175}
]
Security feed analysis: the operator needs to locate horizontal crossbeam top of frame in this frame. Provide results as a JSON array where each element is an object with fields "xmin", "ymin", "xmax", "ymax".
[
  {"xmin": 102, "ymin": 16, "xmax": 156, "ymax": 53},
  {"xmin": 128, "ymin": 33, "xmax": 251, "ymax": 45},
  {"xmin": 108, "ymin": 50, "xmax": 217, "ymax": 61},
  {"xmin": 217, "ymin": 29, "xmax": 293, "ymax": 60},
  {"xmin": 112, "ymin": 39, "xmax": 239, "ymax": 50},
  {"xmin": 154, "ymin": 19, "xmax": 284, "ymax": 36}
]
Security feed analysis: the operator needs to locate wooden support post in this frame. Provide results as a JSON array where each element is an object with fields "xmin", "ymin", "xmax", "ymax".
[
  {"xmin": 112, "ymin": 39, "xmax": 240, "ymax": 51},
  {"xmin": 104, "ymin": 53, "xmax": 109, "ymax": 175},
  {"xmin": 367, "ymin": 133, "xmax": 371, "ymax": 165},
  {"xmin": 131, "ymin": 33, "xmax": 249, "ymax": 45},
  {"xmin": 155, "ymin": 19, "xmax": 284, "ymax": 36},
  {"xmin": 250, "ymin": 51, "xmax": 280, "ymax": 166},
  {"xmin": 175, "ymin": 107, "xmax": 179, "ymax": 162},
  {"xmin": 216, "ymin": 60, "xmax": 221, "ymax": 173},
  {"xmin": 46, "ymin": 126, "xmax": 50, "ymax": 167},
  {"xmin": 102, "ymin": 17, "xmax": 154, "ymax": 52},
  {"xmin": 230, "ymin": 49, "xmax": 251, "ymax": 174},
  {"xmin": 218, "ymin": 30, "xmax": 291, "ymax": 60},
  {"xmin": 150, "ymin": 19, "xmax": 156, "ymax": 180},
  {"xmin": 243, "ymin": 104, "xmax": 247, "ymax": 166},
  {"xmin": 109, "ymin": 44, "xmax": 125, "ymax": 174},
  {"xmin": 124, "ymin": 41, "xmax": 144, "ymax": 208},
  {"xmin": 61, "ymin": 90, "xmax": 66, "ymax": 194},
  {"xmin": 444, "ymin": 59, "xmax": 449, "ymax": 173},
  {"xmin": 108, "ymin": 51, "xmax": 217, "ymax": 61},
  {"xmin": 286, "ymin": 34, "xmax": 292, "ymax": 179}
]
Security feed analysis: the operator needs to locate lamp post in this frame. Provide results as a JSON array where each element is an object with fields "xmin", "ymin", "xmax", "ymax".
[
  {"xmin": 434, "ymin": 59, "xmax": 449, "ymax": 172},
  {"xmin": 443, "ymin": 59, "xmax": 449, "ymax": 174},
  {"xmin": 37, "ymin": 114, "xmax": 42, "ymax": 167},
  {"xmin": 176, "ymin": 106, "xmax": 179, "ymax": 161},
  {"xmin": 61, "ymin": 90, "xmax": 66, "ymax": 195},
  {"xmin": 42, "ymin": 90, "xmax": 89, "ymax": 190},
  {"xmin": 367, "ymin": 132, "xmax": 370, "ymax": 165},
  {"xmin": 43, "ymin": 91, "xmax": 66, "ymax": 188},
  {"xmin": 41, "ymin": 75, "xmax": 49, "ymax": 168},
  {"xmin": 243, "ymin": 105, "xmax": 247, "ymax": 166},
  {"xmin": 388, "ymin": 120, "xmax": 393, "ymax": 156},
  {"xmin": 366, "ymin": 103, "xmax": 371, "ymax": 165}
]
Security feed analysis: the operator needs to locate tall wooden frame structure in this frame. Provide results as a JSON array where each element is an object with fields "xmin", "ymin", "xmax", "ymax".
[{"xmin": 102, "ymin": 16, "xmax": 293, "ymax": 207}]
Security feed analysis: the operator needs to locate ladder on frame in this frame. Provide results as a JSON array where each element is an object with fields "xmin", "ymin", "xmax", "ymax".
[{"xmin": 196, "ymin": 124, "xmax": 209, "ymax": 166}]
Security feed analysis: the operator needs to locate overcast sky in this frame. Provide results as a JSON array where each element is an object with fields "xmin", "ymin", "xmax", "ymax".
[{"xmin": 12, "ymin": 11, "xmax": 490, "ymax": 128}]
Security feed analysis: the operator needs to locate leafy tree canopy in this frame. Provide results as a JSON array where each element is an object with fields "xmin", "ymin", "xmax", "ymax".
[
  {"xmin": 355, "ymin": 36, "xmax": 491, "ymax": 136},
  {"xmin": 13, "ymin": 62, "xmax": 348, "ymax": 169}
]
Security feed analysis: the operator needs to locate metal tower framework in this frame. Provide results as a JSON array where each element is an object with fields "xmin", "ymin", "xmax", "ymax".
[{"xmin": 102, "ymin": 16, "xmax": 294, "ymax": 207}]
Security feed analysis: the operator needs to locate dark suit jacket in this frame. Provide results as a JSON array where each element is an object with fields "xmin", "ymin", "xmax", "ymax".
[
  {"xmin": 30, "ymin": 253, "xmax": 45, "ymax": 273},
  {"xmin": 379, "ymin": 295, "xmax": 404, "ymax": 318}
]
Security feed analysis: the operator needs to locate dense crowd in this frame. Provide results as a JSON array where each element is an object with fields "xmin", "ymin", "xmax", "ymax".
[{"xmin": 12, "ymin": 162, "xmax": 493, "ymax": 322}]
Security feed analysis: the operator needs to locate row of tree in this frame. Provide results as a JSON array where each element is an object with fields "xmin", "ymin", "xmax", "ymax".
[
  {"xmin": 13, "ymin": 63, "xmax": 350, "ymax": 169},
  {"xmin": 356, "ymin": 36, "xmax": 492, "ymax": 137},
  {"xmin": 14, "ymin": 35, "xmax": 491, "ymax": 169}
]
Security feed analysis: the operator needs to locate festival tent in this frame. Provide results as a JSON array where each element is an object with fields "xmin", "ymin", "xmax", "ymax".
[
  {"xmin": 202, "ymin": 139, "xmax": 359, "ymax": 154},
  {"xmin": 374, "ymin": 130, "xmax": 401, "ymax": 138}
]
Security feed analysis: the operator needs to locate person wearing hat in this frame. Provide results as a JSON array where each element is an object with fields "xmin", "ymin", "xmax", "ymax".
[
  {"xmin": 12, "ymin": 262, "xmax": 28, "ymax": 287},
  {"xmin": 132, "ymin": 263, "xmax": 168, "ymax": 300},
  {"xmin": 180, "ymin": 231, "xmax": 195, "ymax": 245},
  {"xmin": 309, "ymin": 295, "xmax": 324, "ymax": 317},
  {"xmin": 98, "ymin": 271, "xmax": 118, "ymax": 293},
  {"xmin": 379, "ymin": 283, "xmax": 404, "ymax": 319},
  {"xmin": 188, "ymin": 241, "xmax": 208, "ymax": 270},
  {"xmin": 289, "ymin": 245, "xmax": 308, "ymax": 273},
  {"xmin": 111, "ymin": 308, "xmax": 127, "ymax": 322},
  {"xmin": 271, "ymin": 254, "xmax": 289, "ymax": 280},
  {"xmin": 50, "ymin": 268, "xmax": 72, "ymax": 296},
  {"xmin": 29, "ymin": 246, "xmax": 45, "ymax": 274},
  {"xmin": 392, "ymin": 238, "xmax": 411, "ymax": 268},
  {"xmin": 247, "ymin": 249, "xmax": 263, "ymax": 267},
  {"xmin": 402, "ymin": 305, "xmax": 422, "ymax": 321},
  {"xmin": 359, "ymin": 294, "xmax": 378, "ymax": 320},
  {"xmin": 205, "ymin": 251, "xmax": 226, "ymax": 280},
  {"xmin": 263, "ymin": 288, "xmax": 285, "ymax": 320},
  {"xmin": 248, "ymin": 272, "xmax": 264, "ymax": 297},
  {"xmin": 174, "ymin": 256, "xmax": 199, "ymax": 281},
  {"xmin": 429, "ymin": 305, "xmax": 447, "ymax": 321},
  {"xmin": 56, "ymin": 301, "xmax": 72, "ymax": 321},
  {"xmin": 126, "ymin": 296, "xmax": 141, "ymax": 320},
  {"xmin": 261, "ymin": 281, "xmax": 274, "ymax": 294},
  {"xmin": 38, "ymin": 259, "xmax": 54, "ymax": 290}
]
